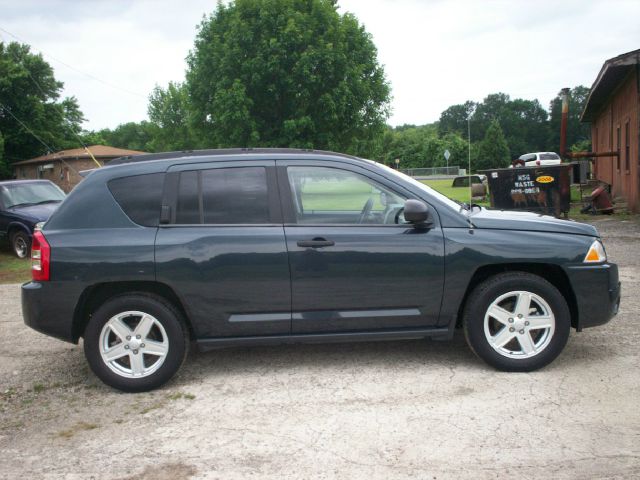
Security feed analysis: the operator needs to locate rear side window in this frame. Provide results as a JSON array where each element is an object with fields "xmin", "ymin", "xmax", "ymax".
[
  {"xmin": 175, "ymin": 167, "xmax": 270, "ymax": 224},
  {"xmin": 108, "ymin": 173, "xmax": 165, "ymax": 226}
]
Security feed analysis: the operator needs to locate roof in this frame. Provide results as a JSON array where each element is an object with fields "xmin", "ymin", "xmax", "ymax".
[
  {"xmin": 13, "ymin": 145, "xmax": 146, "ymax": 166},
  {"xmin": 581, "ymin": 49, "xmax": 640, "ymax": 122},
  {"xmin": 107, "ymin": 147, "xmax": 361, "ymax": 166}
]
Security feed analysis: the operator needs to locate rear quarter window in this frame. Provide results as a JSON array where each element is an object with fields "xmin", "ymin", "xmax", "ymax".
[{"xmin": 108, "ymin": 173, "xmax": 165, "ymax": 226}]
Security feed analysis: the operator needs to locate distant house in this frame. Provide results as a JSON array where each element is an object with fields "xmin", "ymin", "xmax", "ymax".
[
  {"xmin": 581, "ymin": 49, "xmax": 639, "ymax": 211},
  {"xmin": 12, "ymin": 145, "xmax": 146, "ymax": 192}
]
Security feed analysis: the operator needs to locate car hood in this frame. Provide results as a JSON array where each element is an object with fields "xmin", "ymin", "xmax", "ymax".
[
  {"xmin": 9, "ymin": 202, "xmax": 61, "ymax": 222},
  {"xmin": 469, "ymin": 208, "xmax": 598, "ymax": 236}
]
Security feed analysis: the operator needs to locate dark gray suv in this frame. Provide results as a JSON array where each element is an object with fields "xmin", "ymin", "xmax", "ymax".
[{"xmin": 22, "ymin": 149, "xmax": 620, "ymax": 392}]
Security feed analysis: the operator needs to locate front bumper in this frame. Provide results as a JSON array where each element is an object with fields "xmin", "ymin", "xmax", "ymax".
[
  {"xmin": 22, "ymin": 281, "xmax": 81, "ymax": 343},
  {"xmin": 564, "ymin": 262, "xmax": 620, "ymax": 330}
]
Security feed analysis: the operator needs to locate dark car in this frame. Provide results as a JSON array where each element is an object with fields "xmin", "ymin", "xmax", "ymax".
[
  {"xmin": 0, "ymin": 180, "xmax": 66, "ymax": 258},
  {"xmin": 21, "ymin": 149, "xmax": 620, "ymax": 392}
]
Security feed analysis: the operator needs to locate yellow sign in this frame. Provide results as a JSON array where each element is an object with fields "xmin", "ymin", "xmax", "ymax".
[{"xmin": 536, "ymin": 175, "xmax": 554, "ymax": 184}]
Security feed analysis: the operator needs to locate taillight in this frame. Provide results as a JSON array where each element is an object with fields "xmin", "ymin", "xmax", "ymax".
[
  {"xmin": 536, "ymin": 160, "xmax": 541, "ymax": 165},
  {"xmin": 31, "ymin": 230, "xmax": 50, "ymax": 281}
]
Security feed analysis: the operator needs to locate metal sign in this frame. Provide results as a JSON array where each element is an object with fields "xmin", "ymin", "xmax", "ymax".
[{"xmin": 444, "ymin": 150, "xmax": 451, "ymax": 161}]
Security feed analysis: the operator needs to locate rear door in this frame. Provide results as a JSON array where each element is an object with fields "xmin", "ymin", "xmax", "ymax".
[
  {"xmin": 277, "ymin": 160, "xmax": 445, "ymax": 334},
  {"xmin": 155, "ymin": 161, "xmax": 291, "ymax": 338}
]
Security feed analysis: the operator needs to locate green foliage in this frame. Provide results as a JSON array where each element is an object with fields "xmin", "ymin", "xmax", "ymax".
[
  {"xmin": 476, "ymin": 119, "xmax": 510, "ymax": 171},
  {"xmin": 548, "ymin": 86, "xmax": 590, "ymax": 153},
  {"xmin": 148, "ymin": 82, "xmax": 194, "ymax": 152},
  {"xmin": 97, "ymin": 121, "xmax": 155, "ymax": 152},
  {"xmin": 0, "ymin": 41, "xmax": 85, "ymax": 169},
  {"xmin": 379, "ymin": 124, "xmax": 467, "ymax": 169},
  {"xmin": 438, "ymin": 93, "xmax": 549, "ymax": 159},
  {"xmin": 184, "ymin": 0, "xmax": 390, "ymax": 156}
]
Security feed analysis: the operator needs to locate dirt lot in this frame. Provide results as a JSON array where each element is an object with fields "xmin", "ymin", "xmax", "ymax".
[{"xmin": 1, "ymin": 217, "xmax": 639, "ymax": 479}]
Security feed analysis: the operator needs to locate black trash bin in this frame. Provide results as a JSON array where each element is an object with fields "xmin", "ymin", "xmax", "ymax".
[{"xmin": 482, "ymin": 164, "xmax": 572, "ymax": 217}]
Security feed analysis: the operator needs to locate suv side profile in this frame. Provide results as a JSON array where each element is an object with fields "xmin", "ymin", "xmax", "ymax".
[{"xmin": 22, "ymin": 149, "xmax": 620, "ymax": 392}]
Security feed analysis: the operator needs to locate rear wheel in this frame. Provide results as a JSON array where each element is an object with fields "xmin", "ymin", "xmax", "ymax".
[
  {"xmin": 84, "ymin": 294, "xmax": 189, "ymax": 392},
  {"xmin": 463, "ymin": 272, "xmax": 570, "ymax": 372},
  {"xmin": 10, "ymin": 230, "xmax": 30, "ymax": 259}
]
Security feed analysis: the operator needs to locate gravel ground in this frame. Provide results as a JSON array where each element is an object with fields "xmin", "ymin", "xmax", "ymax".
[{"xmin": 1, "ymin": 217, "xmax": 639, "ymax": 479}]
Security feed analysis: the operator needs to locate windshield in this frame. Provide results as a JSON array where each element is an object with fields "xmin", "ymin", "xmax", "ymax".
[
  {"xmin": 375, "ymin": 163, "xmax": 467, "ymax": 212},
  {"xmin": 1, "ymin": 182, "xmax": 66, "ymax": 208}
]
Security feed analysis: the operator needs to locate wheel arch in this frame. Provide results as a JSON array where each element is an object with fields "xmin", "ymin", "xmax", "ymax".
[
  {"xmin": 72, "ymin": 281, "xmax": 194, "ymax": 342},
  {"xmin": 456, "ymin": 263, "xmax": 579, "ymax": 330},
  {"xmin": 7, "ymin": 222, "xmax": 32, "ymax": 238}
]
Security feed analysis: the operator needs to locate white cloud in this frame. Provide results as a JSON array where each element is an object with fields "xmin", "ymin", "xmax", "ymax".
[{"xmin": 1, "ymin": 0, "xmax": 638, "ymax": 130}]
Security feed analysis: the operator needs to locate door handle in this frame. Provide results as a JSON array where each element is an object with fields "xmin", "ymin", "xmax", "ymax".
[{"xmin": 297, "ymin": 238, "xmax": 335, "ymax": 248}]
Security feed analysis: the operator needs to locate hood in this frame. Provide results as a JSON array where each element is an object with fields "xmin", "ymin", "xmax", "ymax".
[
  {"xmin": 9, "ymin": 202, "xmax": 61, "ymax": 222},
  {"xmin": 470, "ymin": 208, "xmax": 598, "ymax": 236}
]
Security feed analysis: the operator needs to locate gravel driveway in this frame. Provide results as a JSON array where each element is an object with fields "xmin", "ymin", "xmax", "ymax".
[{"xmin": 1, "ymin": 217, "xmax": 639, "ymax": 479}]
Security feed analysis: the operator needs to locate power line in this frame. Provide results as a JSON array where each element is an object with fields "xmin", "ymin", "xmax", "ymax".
[
  {"xmin": 0, "ymin": 26, "xmax": 147, "ymax": 99},
  {"xmin": 0, "ymin": 102, "xmax": 81, "ymax": 175}
]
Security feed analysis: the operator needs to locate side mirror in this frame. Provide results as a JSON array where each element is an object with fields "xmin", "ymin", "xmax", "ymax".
[{"xmin": 403, "ymin": 199, "xmax": 431, "ymax": 226}]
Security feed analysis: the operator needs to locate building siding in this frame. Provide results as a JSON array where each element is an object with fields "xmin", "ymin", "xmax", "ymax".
[
  {"xmin": 591, "ymin": 70, "xmax": 639, "ymax": 211},
  {"xmin": 14, "ymin": 158, "xmax": 107, "ymax": 193}
]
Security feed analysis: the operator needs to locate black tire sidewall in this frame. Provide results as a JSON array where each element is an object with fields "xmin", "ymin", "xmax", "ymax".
[
  {"xmin": 84, "ymin": 294, "xmax": 188, "ymax": 392},
  {"xmin": 464, "ymin": 273, "xmax": 570, "ymax": 372},
  {"xmin": 10, "ymin": 230, "xmax": 30, "ymax": 258}
]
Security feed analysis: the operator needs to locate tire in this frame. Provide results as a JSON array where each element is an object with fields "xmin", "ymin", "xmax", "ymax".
[
  {"xmin": 10, "ymin": 230, "xmax": 30, "ymax": 259},
  {"xmin": 83, "ymin": 293, "xmax": 189, "ymax": 392},
  {"xmin": 463, "ymin": 272, "xmax": 570, "ymax": 372}
]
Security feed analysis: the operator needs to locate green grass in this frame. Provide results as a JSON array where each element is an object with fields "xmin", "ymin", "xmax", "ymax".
[
  {"xmin": 420, "ymin": 179, "xmax": 490, "ymax": 206},
  {"xmin": 0, "ymin": 245, "xmax": 31, "ymax": 284}
]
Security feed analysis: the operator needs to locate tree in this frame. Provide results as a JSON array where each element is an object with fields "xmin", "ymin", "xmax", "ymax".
[
  {"xmin": 98, "ymin": 121, "xmax": 155, "ymax": 152},
  {"xmin": 548, "ymin": 85, "xmax": 591, "ymax": 153},
  {"xmin": 185, "ymin": 0, "xmax": 390, "ymax": 156},
  {"xmin": 476, "ymin": 119, "xmax": 510, "ymax": 171},
  {"xmin": 0, "ymin": 41, "xmax": 85, "ymax": 168},
  {"xmin": 438, "ymin": 101, "xmax": 476, "ymax": 140},
  {"xmin": 147, "ymin": 82, "xmax": 194, "ymax": 152}
]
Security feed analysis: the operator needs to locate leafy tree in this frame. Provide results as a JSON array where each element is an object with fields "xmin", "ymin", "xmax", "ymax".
[
  {"xmin": 0, "ymin": 130, "xmax": 7, "ymax": 177},
  {"xmin": 476, "ymin": 119, "xmax": 510, "ymax": 171},
  {"xmin": 185, "ymin": 0, "xmax": 390, "ymax": 156},
  {"xmin": 548, "ymin": 85, "xmax": 591, "ymax": 154},
  {"xmin": 438, "ymin": 101, "xmax": 476, "ymax": 140},
  {"xmin": 147, "ymin": 82, "xmax": 194, "ymax": 152},
  {"xmin": 0, "ymin": 41, "xmax": 84, "ymax": 167},
  {"xmin": 98, "ymin": 121, "xmax": 155, "ymax": 152}
]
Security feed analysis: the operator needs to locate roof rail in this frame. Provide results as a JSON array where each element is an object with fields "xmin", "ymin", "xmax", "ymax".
[{"xmin": 107, "ymin": 147, "xmax": 361, "ymax": 166}]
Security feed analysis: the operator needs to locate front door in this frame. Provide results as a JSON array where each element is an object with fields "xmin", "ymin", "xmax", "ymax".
[{"xmin": 277, "ymin": 161, "xmax": 445, "ymax": 334}]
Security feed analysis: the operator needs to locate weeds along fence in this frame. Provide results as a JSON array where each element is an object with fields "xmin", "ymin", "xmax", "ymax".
[{"xmin": 400, "ymin": 166, "xmax": 461, "ymax": 177}]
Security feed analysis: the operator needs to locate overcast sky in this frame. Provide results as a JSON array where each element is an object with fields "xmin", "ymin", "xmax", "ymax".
[{"xmin": 1, "ymin": 0, "xmax": 638, "ymax": 131}]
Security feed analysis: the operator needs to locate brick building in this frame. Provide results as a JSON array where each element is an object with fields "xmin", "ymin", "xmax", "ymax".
[
  {"xmin": 581, "ymin": 49, "xmax": 640, "ymax": 211},
  {"xmin": 12, "ymin": 145, "xmax": 146, "ymax": 192}
]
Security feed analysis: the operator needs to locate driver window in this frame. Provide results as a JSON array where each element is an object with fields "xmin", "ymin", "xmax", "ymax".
[{"xmin": 287, "ymin": 166, "xmax": 406, "ymax": 224}]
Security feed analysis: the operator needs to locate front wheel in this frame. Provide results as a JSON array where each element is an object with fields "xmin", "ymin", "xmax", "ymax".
[
  {"xmin": 463, "ymin": 272, "xmax": 570, "ymax": 372},
  {"xmin": 84, "ymin": 294, "xmax": 189, "ymax": 392}
]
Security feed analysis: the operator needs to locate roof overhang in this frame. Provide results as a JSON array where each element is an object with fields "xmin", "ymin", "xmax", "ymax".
[{"xmin": 581, "ymin": 49, "xmax": 640, "ymax": 123}]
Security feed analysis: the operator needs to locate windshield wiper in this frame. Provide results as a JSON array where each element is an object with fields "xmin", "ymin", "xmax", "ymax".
[
  {"xmin": 34, "ymin": 199, "xmax": 62, "ymax": 205},
  {"xmin": 8, "ymin": 202, "xmax": 36, "ymax": 208}
]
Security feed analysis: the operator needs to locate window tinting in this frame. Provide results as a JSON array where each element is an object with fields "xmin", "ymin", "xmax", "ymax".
[
  {"xmin": 202, "ymin": 168, "xmax": 269, "ymax": 224},
  {"xmin": 176, "ymin": 170, "xmax": 200, "ymax": 224},
  {"xmin": 175, "ymin": 167, "xmax": 269, "ymax": 224},
  {"xmin": 108, "ymin": 173, "xmax": 165, "ymax": 226},
  {"xmin": 539, "ymin": 153, "xmax": 560, "ymax": 161}
]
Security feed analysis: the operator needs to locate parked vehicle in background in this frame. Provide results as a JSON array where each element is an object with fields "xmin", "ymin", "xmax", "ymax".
[
  {"xmin": 513, "ymin": 152, "xmax": 562, "ymax": 167},
  {"xmin": 21, "ymin": 149, "xmax": 620, "ymax": 392},
  {"xmin": 0, "ymin": 180, "xmax": 66, "ymax": 258}
]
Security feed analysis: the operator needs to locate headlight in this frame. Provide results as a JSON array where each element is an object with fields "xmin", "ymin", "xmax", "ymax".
[{"xmin": 584, "ymin": 240, "xmax": 607, "ymax": 263}]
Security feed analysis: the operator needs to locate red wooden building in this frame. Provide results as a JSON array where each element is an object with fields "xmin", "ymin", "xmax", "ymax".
[{"xmin": 581, "ymin": 49, "xmax": 640, "ymax": 211}]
